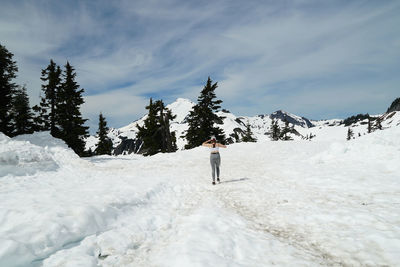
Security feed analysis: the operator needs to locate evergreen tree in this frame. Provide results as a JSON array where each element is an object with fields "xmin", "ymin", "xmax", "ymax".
[
  {"xmin": 95, "ymin": 113, "xmax": 113, "ymax": 155},
  {"xmin": 242, "ymin": 122, "xmax": 257, "ymax": 142},
  {"xmin": 137, "ymin": 98, "xmax": 160, "ymax": 156},
  {"xmin": 137, "ymin": 99, "xmax": 177, "ymax": 156},
  {"xmin": 155, "ymin": 100, "xmax": 177, "ymax": 153},
  {"xmin": 87, "ymin": 148, "xmax": 94, "ymax": 157},
  {"xmin": 229, "ymin": 130, "xmax": 241, "ymax": 143},
  {"xmin": 32, "ymin": 95, "xmax": 49, "ymax": 131},
  {"xmin": 12, "ymin": 85, "xmax": 34, "ymax": 136},
  {"xmin": 57, "ymin": 62, "xmax": 89, "ymax": 156},
  {"xmin": 375, "ymin": 117, "xmax": 382, "ymax": 130},
  {"xmin": 280, "ymin": 119, "xmax": 293, "ymax": 141},
  {"xmin": 185, "ymin": 77, "xmax": 225, "ymax": 149},
  {"xmin": 342, "ymin": 114, "xmax": 370, "ymax": 126},
  {"xmin": 33, "ymin": 59, "xmax": 62, "ymax": 135},
  {"xmin": 0, "ymin": 44, "xmax": 18, "ymax": 136},
  {"xmin": 347, "ymin": 127, "xmax": 354, "ymax": 140},
  {"xmin": 270, "ymin": 119, "xmax": 280, "ymax": 141},
  {"xmin": 367, "ymin": 116, "xmax": 372, "ymax": 133},
  {"xmin": 305, "ymin": 132, "xmax": 316, "ymax": 140}
]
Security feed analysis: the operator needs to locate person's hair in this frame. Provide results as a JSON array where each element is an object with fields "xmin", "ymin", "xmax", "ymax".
[{"xmin": 212, "ymin": 138, "xmax": 216, "ymax": 147}]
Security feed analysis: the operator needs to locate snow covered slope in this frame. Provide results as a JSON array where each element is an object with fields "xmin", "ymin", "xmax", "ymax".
[
  {"xmin": 86, "ymin": 98, "xmax": 319, "ymax": 154},
  {"xmin": 0, "ymin": 132, "xmax": 83, "ymax": 177},
  {"xmin": 86, "ymin": 98, "xmax": 400, "ymax": 155},
  {"xmin": 301, "ymin": 111, "xmax": 400, "ymax": 142},
  {"xmin": 1, "ymin": 125, "xmax": 400, "ymax": 266}
]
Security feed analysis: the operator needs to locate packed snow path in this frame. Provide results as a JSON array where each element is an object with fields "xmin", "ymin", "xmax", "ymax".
[{"xmin": 1, "ymin": 128, "xmax": 399, "ymax": 266}]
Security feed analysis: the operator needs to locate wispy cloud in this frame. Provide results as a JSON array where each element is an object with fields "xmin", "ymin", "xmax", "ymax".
[
  {"xmin": 1, "ymin": 0, "xmax": 399, "ymax": 131},
  {"xmin": 82, "ymin": 89, "xmax": 149, "ymax": 131}
]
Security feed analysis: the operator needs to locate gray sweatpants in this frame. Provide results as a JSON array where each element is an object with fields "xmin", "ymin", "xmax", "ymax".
[{"xmin": 210, "ymin": 153, "xmax": 221, "ymax": 181}]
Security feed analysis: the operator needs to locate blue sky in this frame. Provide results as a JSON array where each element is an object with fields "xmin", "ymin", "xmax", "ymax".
[{"xmin": 1, "ymin": 0, "xmax": 399, "ymax": 132}]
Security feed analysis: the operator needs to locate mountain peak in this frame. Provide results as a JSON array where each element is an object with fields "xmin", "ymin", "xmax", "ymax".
[
  {"xmin": 272, "ymin": 110, "xmax": 287, "ymax": 115},
  {"xmin": 270, "ymin": 110, "xmax": 314, "ymax": 128},
  {"xmin": 387, "ymin": 97, "xmax": 400, "ymax": 113},
  {"xmin": 166, "ymin": 98, "xmax": 196, "ymax": 123},
  {"xmin": 174, "ymin": 97, "xmax": 194, "ymax": 103}
]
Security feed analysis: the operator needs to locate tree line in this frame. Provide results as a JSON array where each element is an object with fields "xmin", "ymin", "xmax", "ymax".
[
  {"xmin": 1, "ymin": 43, "xmax": 260, "ymax": 158},
  {"xmin": 137, "ymin": 77, "xmax": 260, "ymax": 156},
  {"xmin": 0, "ymin": 43, "xmax": 112, "ymax": 156},
  {"xmin": 137, "ymin": 77, "xmax": 228, "ymax": 156},
  {"xmin": 269, "ymin": 119, "xmax": 295, "ymax": 141},
  {"xmin": 346, "ymin": 114, "xmax": 383, "ymax": 141}
]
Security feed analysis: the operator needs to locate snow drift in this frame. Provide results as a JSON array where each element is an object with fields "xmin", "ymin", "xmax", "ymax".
[
  {"xmin": 1, "ymin": 126, "xmax": 400, "ymax": 266},
  {"xmin": 0, "ymin": 132, "xmax": 81, "ymax": 177}
]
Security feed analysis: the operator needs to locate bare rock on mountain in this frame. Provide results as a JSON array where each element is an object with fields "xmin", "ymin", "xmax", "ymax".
[{"xmin": 387, "ymin": 97, "xmax": 400, "ymax": 113}]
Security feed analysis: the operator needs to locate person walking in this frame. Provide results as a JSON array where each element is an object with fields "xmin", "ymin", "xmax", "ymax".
[{"xmin": 202, "ymin": 136, "xmax": 227, "ymax": 185}]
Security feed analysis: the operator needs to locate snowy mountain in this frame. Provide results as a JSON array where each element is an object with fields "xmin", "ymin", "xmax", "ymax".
[
  {"xmin": 1, "ymin": 125, "xmax": 400, "ymax": 266},
  {"xmin": 387, "ymin": 97, "xmax": 400, "ymax": 113},
  {"xmin": 2, "ymin": 98, "xmax": 399, "ymax": 266},
  {"xmin": 86, "ymin": 98, "xmax": 314, "ymax": 154},
  {"xmin": 86, "ymin": 98, "xmax": 400, "ymax": 155},
  {"xmin": 269, "ymin": 110, "xmax": 314, "ymax": 128}
]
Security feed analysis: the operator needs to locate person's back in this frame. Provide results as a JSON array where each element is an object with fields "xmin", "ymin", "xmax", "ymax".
[
  {"xmin": 202, "ymin": 136, "xmax": 226, "ymax": 185},
  {"xmin": 210, "ymin": 144, "xmax": 219, "ymax": 154}
]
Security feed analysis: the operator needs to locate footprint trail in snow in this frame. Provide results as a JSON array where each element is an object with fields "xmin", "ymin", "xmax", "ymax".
[{"xmin": 1, "ymin": 128, "xmax": 400, "ymax": 266}]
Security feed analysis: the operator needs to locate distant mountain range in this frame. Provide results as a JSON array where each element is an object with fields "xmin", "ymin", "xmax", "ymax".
[{"xmin": 85, "ymin": 98, "xmax": 400, "ymax": 155}]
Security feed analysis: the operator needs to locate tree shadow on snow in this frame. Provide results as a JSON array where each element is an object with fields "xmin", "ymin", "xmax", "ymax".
[{"xmin": 220, "ymin": 178, "xmax": 249, "ymax": 184}]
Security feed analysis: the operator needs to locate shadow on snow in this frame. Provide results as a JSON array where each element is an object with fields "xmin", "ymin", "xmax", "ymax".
[{"xmin": 220, "ymin": 178, "xmax": 250, "ymax": 184}]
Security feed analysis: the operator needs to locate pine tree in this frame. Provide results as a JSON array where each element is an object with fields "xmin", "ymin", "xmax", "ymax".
[
  {"xmin": 155, "ymin": 100, "xmax": 177, "ymax": 153},
  {"xmin": 367, "ymin": 116, "xmax": 372, "ymax": 133},
  {"xmin": 137, "ymin": 99, "xmax": 177, "ymax": 156},
  {"xmin": 270, "ymin": 119, "xmax": 280, "ymax": 141},
  {"xmin": 242, "ymin": 122, "xmax": 257, "ymax": 142},
  {"xmin": 0, "ymin": 44, "xmax": 18, "ymax": 136},
  {"xmin": 12, "ymin": 85, "xmax": 34, "ymax": 136},
  {"xmin": 57, "ymin": 62, "xmax": 89, "ymax": 156},
  {"xmin": 137, "ymin": 98, "xmax": 160, "ymax": 156},
  {"xmin": 32, "ymin": 95, "xmax": 49, "ymax": 131},
  {"xmin": 95, "ymin": 113, "xmax": 112, "ymax": 155},
  {"xmin": 347, "ymin": 127, "xmax": 354, "ymax": 140},
  {"xmin": 305, "ymin": 132, "xmax": 316, "ymax": 140},
  {"xmin": 33, "ymin": 59, "xmax": 62, "ymax": 135},
  {"xmin": 87, "ymin": 148, "xmax": 94, "ymax": 157},
  {"xmin": 375, "ymin": 117, "xmax": 382, "ymax": 130},
  {"xmin": 229, "ymin": 130, "xmax": 241, "ymax": 143},
  {"xmin": 280, "ymin": 119, "xmax": 293, "ymax": 141},
  {"xmin": 185, "ymin": 77, "xmax": 225, "ymax": 149}
]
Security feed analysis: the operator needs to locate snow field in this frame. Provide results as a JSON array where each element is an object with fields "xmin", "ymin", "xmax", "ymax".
[
  {"xmin": 86, "ymin": 98, "xmax": 400, "ymax": 153},
  {"xmin": 218, "ymin": 128, "xmax": 400, "ymax": 266},
  {"xmin": 1, "ymin": 127, "xmax": 400, "ymax": 266},
  {"xmin": 43, "ymin": 152, "xmax": 318, "ymax": 266}
]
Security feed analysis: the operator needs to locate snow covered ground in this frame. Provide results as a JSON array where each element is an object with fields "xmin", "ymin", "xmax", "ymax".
[
  {"xmin": 85, "ymin": 98, "xmax": 400, "ymax": 154},
  {"xmin": 1, "ymin": 127, "xmax": 400, "ymax": 266}
]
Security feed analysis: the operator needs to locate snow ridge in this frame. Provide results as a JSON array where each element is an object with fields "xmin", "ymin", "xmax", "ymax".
[{"xmin": 85, "ymin": 98, "xmax": 400, "ymax": 154}]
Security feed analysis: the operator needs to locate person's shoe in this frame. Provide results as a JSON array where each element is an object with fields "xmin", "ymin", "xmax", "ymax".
[
  {"xmin": 212, "ymin": 181, "xmax": 216, "ymax": 185},
  {"xmin": 217, "ymin": 178, "xmax": 220, "ymax": 183}
]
